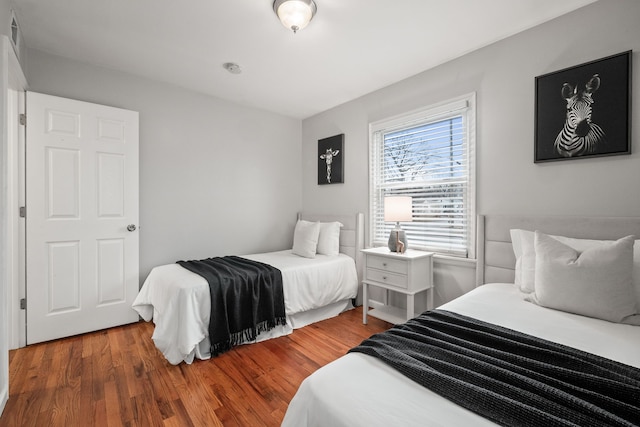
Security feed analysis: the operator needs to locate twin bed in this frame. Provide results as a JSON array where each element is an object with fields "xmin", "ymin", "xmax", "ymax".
[
  {"xmin": 132, "ymin": 213, "xmax": 364, "ymax": 365},
  {"xmin": 282, "ymin": 214, "xmax": 640, "ymax": 426}
]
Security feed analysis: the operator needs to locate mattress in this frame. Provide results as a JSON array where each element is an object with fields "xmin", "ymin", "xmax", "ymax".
[
  {"xmin": 132, "ymin": 250, "xmax": 358, "ymax": 364},
  {"xmin": 281, "ymin": 283, "xmax": 640, "ymax": 427}
]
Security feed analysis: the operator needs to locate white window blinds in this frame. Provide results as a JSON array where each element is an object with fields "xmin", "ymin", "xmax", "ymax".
[{"xmin": 369, "ymin": 94, "xmax": 476, "ymax": 257}]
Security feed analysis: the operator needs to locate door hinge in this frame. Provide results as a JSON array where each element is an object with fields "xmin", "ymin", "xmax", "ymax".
[
  {"xmin": 19, "ymin": 206, "xmax": 26, "ymax": 218},
  {"xmin": 20, "ymin": 298, "xmax": 26, "ymax": 310},
  {"xmin": 19, "ymin": 113, "xmax": 26, "ymax": 126}
]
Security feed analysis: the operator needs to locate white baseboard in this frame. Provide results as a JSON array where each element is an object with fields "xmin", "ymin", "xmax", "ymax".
[
  {"xmin": 0, "ymin": 384, "xmax": 8, "ymax": 417},
  {"xmin": 368, "ymin": 300, "xmax": 385, "ymax": 310}
]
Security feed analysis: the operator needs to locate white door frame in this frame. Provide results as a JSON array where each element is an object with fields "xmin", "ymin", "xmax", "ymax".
[
  {"xmin": 1, "ymin": 34, "xmax": 27, "ymax": 417},
  {"xmin": 7, "ymin": 71, "xmax": 26, "ymax": 350},
  {"xmin": 4, "ymin": 38, "xmax": 28, "ymax": 349},
  {"xmin": 6, "ymin": 37, "xmax": 27, "ymax": 350}
]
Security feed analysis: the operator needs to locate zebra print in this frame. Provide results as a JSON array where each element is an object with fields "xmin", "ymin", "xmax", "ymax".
[{"xmin": 554, "ymin": 74, "xmax": 606, "ymax": 157}]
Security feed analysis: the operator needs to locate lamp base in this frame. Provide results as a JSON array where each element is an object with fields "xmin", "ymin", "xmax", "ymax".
[{"xmin": 388, "ymin": 229, "xmax": 408, "ymax": 253}]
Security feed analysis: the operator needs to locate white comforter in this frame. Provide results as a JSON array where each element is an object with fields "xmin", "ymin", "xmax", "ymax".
[
  {"xmin": 282, "ymin": 283, "xmax": 640, "ymax": 427},
  {"xmin": 132, "ymin": 250, "xmax": 358, "ymax": 364}
]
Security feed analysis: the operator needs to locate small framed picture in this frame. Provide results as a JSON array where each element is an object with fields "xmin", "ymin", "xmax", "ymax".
[
  {"xmin": 534, "ymin": 51, "xmax": 631, "ymax": 163},
  {"xmin": 318, "ymin": 134, "xmax": 344, "ymax": 185}
]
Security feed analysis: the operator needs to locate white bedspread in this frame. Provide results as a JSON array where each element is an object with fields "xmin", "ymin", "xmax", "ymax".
[
  {"xmin": 282, "ymin": 283, "xmax": 640, "ymax": 427},
  {"xmin": 132, "ymin": 250, "xmax": 358, "ymax": 365}
]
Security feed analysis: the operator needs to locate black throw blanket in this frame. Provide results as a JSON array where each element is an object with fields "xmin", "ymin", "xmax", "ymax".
[
  {"xmin": 177, "ymin": 256, "xmax": 286, "ymax": 357},
  {"xmin": 349, "ymin": 310, "xmax": 640, "ymax": 427}
]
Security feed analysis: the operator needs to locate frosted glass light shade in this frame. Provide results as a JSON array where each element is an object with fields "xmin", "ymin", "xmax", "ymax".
[
  {"xmin": 273, "ymin": 0, "xmax": 317, "ymax": 33},
  {"xmin": 384, "ymin": 196, "xmax": 413, "ymax": 222}
]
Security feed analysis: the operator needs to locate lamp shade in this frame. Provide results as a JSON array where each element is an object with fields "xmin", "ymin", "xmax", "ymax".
[
  {"xmin": 273, "ymin": 0, "xmax": 317, "ymax": 33},
  {"xmin": 384, "ymin": 196, "xmax": 412, "ymax": 222}
]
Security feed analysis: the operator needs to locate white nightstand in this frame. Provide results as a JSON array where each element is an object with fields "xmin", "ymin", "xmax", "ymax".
[{"xmin": 361, "ymin": 247, "xmax": 434, "ymax": 325}]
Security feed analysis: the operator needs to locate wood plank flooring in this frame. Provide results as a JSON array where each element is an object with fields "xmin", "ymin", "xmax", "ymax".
[{"xmin": 1, "ymin": 307, "xmax": 390, "ymax": 426}]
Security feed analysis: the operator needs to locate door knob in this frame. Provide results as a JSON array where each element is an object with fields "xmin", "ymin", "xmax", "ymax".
[{"xmin": 127, "ymin": 224, "xmax": 137, "ymax": 232}]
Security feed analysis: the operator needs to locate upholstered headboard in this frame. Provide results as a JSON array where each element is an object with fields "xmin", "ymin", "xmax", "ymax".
[
  {"xmin": 476, "ymin": 214, "xmax": 640, "ymax": 286},
  {"xmin": 298, "ymin": 212, "xmax": 365, "ymax": 283}
]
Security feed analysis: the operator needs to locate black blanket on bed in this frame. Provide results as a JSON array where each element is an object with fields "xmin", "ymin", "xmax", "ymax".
[
  {"xmin": 177, "ymin": 256, "xmax": 286, "ymax": 357},
  {"xmin": 349, "ymin": 309, "xmax": 640, "ymax": 427}
]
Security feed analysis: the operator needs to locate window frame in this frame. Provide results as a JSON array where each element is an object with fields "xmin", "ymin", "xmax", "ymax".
[{"xmin": 368, "ymin": 93, "xmax": 476, "ymax": 258}]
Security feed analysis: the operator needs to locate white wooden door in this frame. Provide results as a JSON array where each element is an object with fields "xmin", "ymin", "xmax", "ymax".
[{"xmin": 26, "ymin": 92, "xmax": 139, "ymax": 344}]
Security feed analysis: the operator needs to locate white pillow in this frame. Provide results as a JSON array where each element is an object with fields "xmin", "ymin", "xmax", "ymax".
[
  {"xmin": 292, "ymin": 220, "xmax": 320, "ymax": 258},
  {"xmin": 316, "ymin": 221, "xmax": 343, "ymax": 256},
  {"xmin": 531, "ymin": 231, "xmax": 637, "ymax": 324},
  {"xmin": 510, "ymin": 229, "xmax": 535, "ymax": 291},
  {"xmin": 510, "ymin": 229, "xmax": 640, "ymax": 311}
]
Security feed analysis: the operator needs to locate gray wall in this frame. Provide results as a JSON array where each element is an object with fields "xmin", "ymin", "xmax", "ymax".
[
  {"xmin": 24, "ymin": 50, "xmax": 302, "ymax": 279},
  {"xmin": 301, "ymin": 0, "xmax": 640, "ymax": 305},
  {"xmin": 12, "ymin": 0, "xmax": 640, "ymax": 302},
  {"xmin": 0, "ymin": 0, "xmax": 10, "ymax": 38}
]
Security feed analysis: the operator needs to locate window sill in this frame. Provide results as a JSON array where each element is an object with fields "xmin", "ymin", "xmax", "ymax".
[{"xmin": 433, "ymin": 254, "xmax": 476, "ymax": 268}]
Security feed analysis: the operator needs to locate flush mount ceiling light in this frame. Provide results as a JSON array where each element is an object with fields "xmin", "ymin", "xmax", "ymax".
[{"xmin": 273, "ymin": 0, "xmax": 317, "ymax": 34}]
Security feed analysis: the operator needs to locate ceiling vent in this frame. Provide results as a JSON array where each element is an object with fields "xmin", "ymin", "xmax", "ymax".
[{"xmin": 10, "ymin": 11, "xmax": 21, "ymax": 58}]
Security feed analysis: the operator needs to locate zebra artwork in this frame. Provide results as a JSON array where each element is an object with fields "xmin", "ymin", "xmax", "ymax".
[{"xmin": 554, "ymin": 74, "xmax": 606, "ymax": 157}]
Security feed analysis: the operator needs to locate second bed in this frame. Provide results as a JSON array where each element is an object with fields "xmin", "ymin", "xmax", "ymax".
[{"xmin": 132, "ymin": 213, "xmax": 363, "ymax": 365}]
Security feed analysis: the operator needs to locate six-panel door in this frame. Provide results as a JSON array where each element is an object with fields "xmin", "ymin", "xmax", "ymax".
[{"xmin": 26, "ymin": 92, "xmax": 139, "ymax": 344}]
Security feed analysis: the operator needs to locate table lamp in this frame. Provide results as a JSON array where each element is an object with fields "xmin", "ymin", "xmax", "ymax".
[{"xmin": 384, "ymin": 196, "xmax": 412, "ymax": 253}]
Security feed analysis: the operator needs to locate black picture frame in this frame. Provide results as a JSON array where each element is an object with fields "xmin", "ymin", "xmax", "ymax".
[
  {"xmin": 317, "ymin": 134, "xmax": 344, "ymax": 185},
  {"xmin": 534, "ymin": 51, "xmax": 632, "ymax": 163}
]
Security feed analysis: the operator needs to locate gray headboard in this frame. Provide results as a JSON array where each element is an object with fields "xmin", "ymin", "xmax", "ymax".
[
  {"xmin": 298, "ymin": 212, "xmax": 365, "ymax": 283},
  {"xmin": 476, "ymin": 214, "xmax": 640, "ymax": 286}
]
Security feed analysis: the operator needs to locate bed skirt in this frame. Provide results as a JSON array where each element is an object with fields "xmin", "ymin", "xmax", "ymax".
[{"xmin": 188, "ymin": 299, "xmax": 353, "ymax": 363}]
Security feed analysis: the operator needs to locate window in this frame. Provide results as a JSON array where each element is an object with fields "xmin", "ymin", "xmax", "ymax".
[{"xmin": 369, "ymin": 93, "xmax": 476, "ymax": 257}]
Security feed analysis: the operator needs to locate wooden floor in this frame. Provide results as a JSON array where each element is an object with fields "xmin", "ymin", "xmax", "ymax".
[{"xmin": 1, "ymin": 307, "xmax": 390, "ymax": 427}]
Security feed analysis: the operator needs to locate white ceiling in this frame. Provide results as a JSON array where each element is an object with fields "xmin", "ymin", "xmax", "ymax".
[{"xmin": 11, "ymin": 0, "xmax": 597, "ymax": 119}]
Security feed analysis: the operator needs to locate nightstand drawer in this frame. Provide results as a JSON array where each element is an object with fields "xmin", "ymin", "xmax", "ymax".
[
  {"xmin": 365, "ymin": 268, "xmax": 408, "ymax": 289},
  {"xmin": 366, "ymin": 255, "xmax": 408, "ymax": 275}
]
